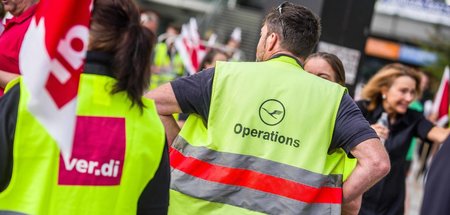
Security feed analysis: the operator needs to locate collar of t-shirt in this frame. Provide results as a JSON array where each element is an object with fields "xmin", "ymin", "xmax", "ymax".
[
  {"xmin": 4, "ymin": 4, "xmax": 38, "ymax": 29},
  {"xmin": 268, "ymin": 54, "xmax": 304, "ymax": 70},
  {"xmin": 83, "ymin": 51, "xmax": 114, "ymax": 78}
]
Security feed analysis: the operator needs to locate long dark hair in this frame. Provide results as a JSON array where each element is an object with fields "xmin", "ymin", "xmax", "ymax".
[{"xmin": 89, "ymin": 0, "xmax": 155, "ymax": 111}]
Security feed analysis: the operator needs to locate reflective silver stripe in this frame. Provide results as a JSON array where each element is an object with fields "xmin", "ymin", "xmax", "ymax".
[
  {"xmin": 0, "ymin": 211, "xmax": 28, "ymax": 215},
  {"xmin": 173, "ymin": 136, "xmax": 342, "ymax": 188},
  {"xmin": 171, "ymin": 169, "xmax": 341, "ymax": 214}
]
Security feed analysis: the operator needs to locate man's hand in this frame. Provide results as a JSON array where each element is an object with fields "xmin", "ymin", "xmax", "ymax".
[{"xmin": 371, "ymin": 124, "xmax": 389, "ymax": 141}]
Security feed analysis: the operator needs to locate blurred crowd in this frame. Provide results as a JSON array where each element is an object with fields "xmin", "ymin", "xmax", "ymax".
[{"xmin": 0, "ymin": 0, "xmax": 449, "ymax": 215}]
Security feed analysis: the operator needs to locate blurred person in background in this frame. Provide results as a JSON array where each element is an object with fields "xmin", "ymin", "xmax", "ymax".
[
  {"xmin": 304, "ymin": 52, "xmax": 346, "ymax": 86},
  {"xmin": 405, "ymin": 70, "xmax": 433, "ymax": 176},
  {"xmin": 147, "ymin": 2, "xmax": 389, "ymax": 214},
  {"xmin": 224, "ymin": 27, "xmax": 245, "ymax": 61},
  {"xmin": 199, "ymin": 48, "xmax": 229, "ymax": 71},
  {"xmin": 0, "ymin": 0, "xmax": 38, "ymax": 96},
  {"xmin": 0, "ymin": 0, "xmax": 169, "ymax": 214},
  {"xmin": 150, "ymin": 23, "xmax": 184, "ymax": 89},
  {"xmin": 356, "ymin": 63, "xmax": 450, "ymax": 215},
  {"xmin": 140, "ymin": 10, "xmax": 159, "ymax": 35}
]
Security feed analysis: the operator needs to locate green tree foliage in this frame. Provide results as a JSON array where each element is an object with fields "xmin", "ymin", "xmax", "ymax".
[{"xmin": 420, "ymin": 33, "xmax": 450, "ymax": 80}]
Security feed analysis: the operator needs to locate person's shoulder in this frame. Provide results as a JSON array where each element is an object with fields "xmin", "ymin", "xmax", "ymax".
[
  {"xmin": 353, "ymin": 99, "xmax": 370, "ymax": 116},
  {"xmin": 403, "ymin": 108, "xmax": 426, "ymax": 123},
  {"xmin": 355, "ymin": 99, "xmax": 370, "ymax": 110},
  {"xmin": 406, "ymin": 108, "xmax": 423, "ymax": 116},
  {"xmin": 355, "ymin": 99, "xmax": 369, "ymax": 107}
]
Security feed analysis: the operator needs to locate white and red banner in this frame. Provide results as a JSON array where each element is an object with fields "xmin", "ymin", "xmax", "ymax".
[
  {"xmin": 432, "ymin": 66, "xmax": 449, "ymax": 127},
  {"xmin": 174, "ymin": 18, "xmax": 206, "ymax": 75},
  {"xmin": 19, "ymin": 0, "xmax": 92, "ymax": 160}
]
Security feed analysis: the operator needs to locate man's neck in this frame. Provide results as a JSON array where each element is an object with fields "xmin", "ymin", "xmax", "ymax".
[{"xmin": 268, "ymin": 51, "xmax": 304, "ymax": 65}]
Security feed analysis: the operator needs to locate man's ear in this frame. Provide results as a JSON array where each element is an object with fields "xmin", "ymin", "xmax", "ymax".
[{"xmin": 266, "ymin": 32, "xmax": 279, "ymax": 52}]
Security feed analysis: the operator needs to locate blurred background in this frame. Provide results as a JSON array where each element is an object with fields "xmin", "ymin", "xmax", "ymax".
[{"xmin": 137, "ymin": 0, "xmax": 449, "ymax": 97}]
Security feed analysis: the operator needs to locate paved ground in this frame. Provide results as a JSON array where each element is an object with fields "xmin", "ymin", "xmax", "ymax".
[{"xmin": 405, "ymin": 149, "xmax": 426, "ymax": 215}]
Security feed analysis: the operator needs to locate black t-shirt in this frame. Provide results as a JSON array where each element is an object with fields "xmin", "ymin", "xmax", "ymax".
[
  {"xmin": 421, "ymin": 135, "xmax": 450, "ymax": 215},
  {"xmin": 356, "ymin": 100, "xmax": 434, "ymax": 215},
  {"xmin": 171, "ymin": 67, "xmax": 378, "ymax": 155}
]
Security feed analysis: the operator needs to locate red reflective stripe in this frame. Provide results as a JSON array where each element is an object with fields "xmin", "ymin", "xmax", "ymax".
[{"xmin": 170, "ymin": 147, "xmax": 342, "ymax": 204}]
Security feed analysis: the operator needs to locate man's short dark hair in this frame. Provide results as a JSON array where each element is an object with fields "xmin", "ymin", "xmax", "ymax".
[{"xmin": 263, "ymin": 2, "xmax": 321, "ymax": 59}]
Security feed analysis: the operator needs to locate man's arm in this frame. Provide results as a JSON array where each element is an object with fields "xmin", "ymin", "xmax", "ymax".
[
  {"xmin": 146, "ymin": 83, "xmax": 182, "ymax": 115},
  {"xmin": 146, "ymin": 68, "xmax": 215, "ymax": 144},
  {"xmin": 159, "ymin": 114, "xmax": 180, "ymax": 146},
  {"xmin": 146, "ymin": 83, "xmax": 181, "ymax": 145},
  {"xmin": 343, "ymin": 138, "xmax": 390, "ymax": 202},
  {"xmin": 341, "ymin": 195, "xmax": 362, "ymax": 215}
]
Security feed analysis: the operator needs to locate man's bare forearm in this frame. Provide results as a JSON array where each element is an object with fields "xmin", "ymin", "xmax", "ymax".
[
  {"xmin": 343, "ymin": 138, "xmax": 390, "ymax": 202},
  {"xmin": 145, "ymin": 83, "xmax": 182, "ymax": 115},
  {"xmin": 341, "ymin": 195, "xmax": 362, "ymax": 215},
  {"xmin": 146, "ymin": 83, "xmax": 183, "ymax": 145},
  {"xmin": 159, "ymin": 115, "xmax": 180, "ymax": 146}
]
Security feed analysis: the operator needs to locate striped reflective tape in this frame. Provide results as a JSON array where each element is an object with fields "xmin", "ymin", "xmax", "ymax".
[
  {"xmin": 171, "ymin": 147, "xmax": 342, "ymax": 204},
  {"xmin": 0, "ymin": 211, "xmax": 28, "ymax": 215},
  {"xmin": 171, "ymin": 169, "xmax": 341, "ymax": 214},
  {"xmin": 172, "ymin": 136, "xmax": 342, "ymax": 188}
]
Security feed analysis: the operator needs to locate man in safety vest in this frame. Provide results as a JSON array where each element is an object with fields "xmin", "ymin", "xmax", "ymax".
[{"xmin": 147, "ymin": 2, "xmax": 390, "ymax": 214}]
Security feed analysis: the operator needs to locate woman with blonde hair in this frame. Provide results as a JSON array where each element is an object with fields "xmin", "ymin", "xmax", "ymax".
[{"xmin": 356, "ymin": 63, "xmax": 449, "ymax": 215}]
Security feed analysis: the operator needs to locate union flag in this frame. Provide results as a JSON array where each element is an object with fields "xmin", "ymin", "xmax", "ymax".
[
  {"xmin": 432, "ymin": 66, "xmax": 449, "ymax": 127},
  {"xmin": 19, "ymin": 0, "xmax": 92, "ymax": 160}
]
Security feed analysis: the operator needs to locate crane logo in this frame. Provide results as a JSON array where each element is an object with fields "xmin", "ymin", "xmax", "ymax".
[{"xmin": 259, "ymin": 99, "xmax": 285, "ymax": 126}]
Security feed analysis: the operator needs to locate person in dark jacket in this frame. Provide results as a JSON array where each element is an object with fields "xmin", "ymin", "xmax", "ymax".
[{"xmin": 356, "ymin": 63, "xmax": 449, "ymax": 215}]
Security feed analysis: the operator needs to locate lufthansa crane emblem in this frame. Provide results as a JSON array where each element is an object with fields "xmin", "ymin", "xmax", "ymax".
[{"xmin": 259, "ymin": 99, "xmax": 285, "ymax": 126}]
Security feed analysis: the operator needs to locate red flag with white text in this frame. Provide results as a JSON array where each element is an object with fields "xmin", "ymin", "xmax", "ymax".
[
  {"xmin": 432, "ymin": 66, "xmax": 449, "ymax": 127},
  {"xmin": 174, "ymin": 18, "xmax": 206, "ymax": 75},
  {"xmin": 19, "ymin": 0, "xmax": 92, "ymax": 160}
]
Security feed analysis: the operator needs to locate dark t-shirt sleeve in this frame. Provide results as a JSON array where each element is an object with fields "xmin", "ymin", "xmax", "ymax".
[
  {"xmin": 412, "ymin": 111, "xmax": 434, "ymax": 141},
  {"xmin": 171, "ymin": 68, "xmax": 214, "ymax": 121},
  {"xmin": 137, "ymin": 141, "xmax": 170, "ymax": 215},
  {"xmin": 0, "ymin": 84, "xmax": 20, "ymax": 192},
  {"xmin": 329, "ymin": 94, "xmax": 379, "ymax": 157}
]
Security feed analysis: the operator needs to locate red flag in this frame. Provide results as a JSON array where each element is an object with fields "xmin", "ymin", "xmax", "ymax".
[
  {"xmin": 19, "ymin": 0, "xmax": 92, "ymax": 159},
  {"xmin": 174, "ymin": 18, "xmax": 206, "ymax": 75},
  {"xmin": 432, "ymin": 66, "xmax": 449, "ymax": 127}
]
